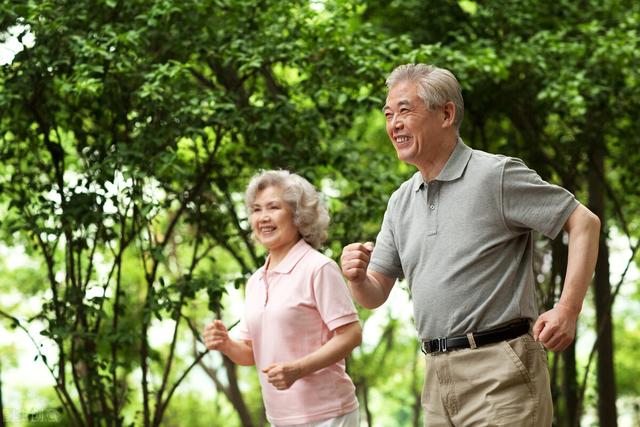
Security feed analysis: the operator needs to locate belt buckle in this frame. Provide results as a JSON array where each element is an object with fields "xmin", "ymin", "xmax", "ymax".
[
  {"xmin": 436, "ymin": 337, "xmax": 448, "ymax": 353},
  {"xmin": 421, "ymin": 337, "xmax": 449, "ymax": 354}
]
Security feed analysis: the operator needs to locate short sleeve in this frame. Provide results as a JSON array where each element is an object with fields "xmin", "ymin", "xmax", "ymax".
[
  {"xmin": 369, "ymin": 195, "xmax": 404, "ymax": 279},
  {"xmin": 502, "ymin": 158, "xmax": 578, "ymax": 239},
  {"xmin": 232, "ymin": 318, "xmax": 252, "ymax": 342},
  {"xmin": 312, "ymin": 261, "xmax": 359, "ymax": 331}
]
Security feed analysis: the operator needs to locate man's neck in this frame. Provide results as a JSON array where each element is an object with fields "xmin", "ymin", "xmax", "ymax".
[{"xmin": 417, "ymin": 136, "xmax": 458, "ymax": 182}]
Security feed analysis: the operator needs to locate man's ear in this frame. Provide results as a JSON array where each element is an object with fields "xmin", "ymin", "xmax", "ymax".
[{"xmin": 441, "ymin": 101, "xmax": 456, "ymax": 128}]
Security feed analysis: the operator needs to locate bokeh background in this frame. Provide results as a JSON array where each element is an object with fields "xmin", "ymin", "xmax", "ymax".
[{"xmin": 1, "ymin": 1, "xmax": 639, "ymax": 426}]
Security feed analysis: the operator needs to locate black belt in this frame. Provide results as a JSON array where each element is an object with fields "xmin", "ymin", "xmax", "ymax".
[{"xmin": 421, "ymin": 319, "xmax": 530, "ymax": 354}]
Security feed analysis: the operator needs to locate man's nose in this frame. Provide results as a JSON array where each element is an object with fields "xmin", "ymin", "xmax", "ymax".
[{"xmin": 391, "ymin": 114, "xmax": 403, "ymax": 129}]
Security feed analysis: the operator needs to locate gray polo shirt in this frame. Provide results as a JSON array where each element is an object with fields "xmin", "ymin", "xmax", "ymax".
[{"xmin": 369, "ymin": 140, "xmax": 578, "ymax": 340}]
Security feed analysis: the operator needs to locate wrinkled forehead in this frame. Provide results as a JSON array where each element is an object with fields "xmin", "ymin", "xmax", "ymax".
[
  {"xmin": 253, "ymin": 185, "xmax": 284, "ymax": 203},
  {"xmin": 383, "ymin": 98, "xmax": 414, "ymax": 112},
  {"xmin": 384, "ymin": 80, "xmax": 421, "ymax": 110}
]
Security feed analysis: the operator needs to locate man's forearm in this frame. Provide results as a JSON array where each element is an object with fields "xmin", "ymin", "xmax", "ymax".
[
  {"xmin": 559, "ymin": 206, "xmax": 601, "ymax": 313},
  {"xmin": 349, "ymin": 272, "xmax": 393, "ymax": 309}
]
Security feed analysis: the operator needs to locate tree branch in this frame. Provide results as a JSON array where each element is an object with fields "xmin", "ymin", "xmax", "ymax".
[
  {"xmin": 0, "ymin": 310, "xmax": 84, "ymax": 425},
  {"xmin": 152, "ymin": 230, "xmax": 202, "ymax": 426}
]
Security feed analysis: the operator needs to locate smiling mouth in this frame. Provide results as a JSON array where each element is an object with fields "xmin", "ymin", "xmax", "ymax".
[
  {"xmin": 394, "ymin": 135, "xmax": 411, "ymax": 144},
  {"xmin": 259, "ymin": 226, "xmax": 276, "ymax": 234}
]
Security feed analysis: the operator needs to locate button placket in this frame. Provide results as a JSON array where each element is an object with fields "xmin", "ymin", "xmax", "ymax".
[
  {"xmin": 424, "ymin": 182, "xmax": 438, "ymax": 235},
  {"xmin": 262, "ymin": 271, "xmax": 270, "ymax": 306}
]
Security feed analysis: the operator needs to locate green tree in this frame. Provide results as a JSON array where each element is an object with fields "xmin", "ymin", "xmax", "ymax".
[
  {"xmin": 3, "ymin": 1, "xmax": 639, "ymax": 426},
  {"xmin": 356, "ymin": 0, "xmax": 640, "ymax": 425},
  {"xmin": 0, "ymin": 0, "xmax": 400, "ymax": 425}
]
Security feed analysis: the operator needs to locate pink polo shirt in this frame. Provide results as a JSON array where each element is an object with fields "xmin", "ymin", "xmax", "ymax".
[{"xmin": 235, "ymin": 239, "xmax": 359, "ymax": 425}]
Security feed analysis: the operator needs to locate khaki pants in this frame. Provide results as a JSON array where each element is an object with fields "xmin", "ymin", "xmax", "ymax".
[{"xmin": 422, "ymin": 334, "xmax": 553, "ymax": 427}]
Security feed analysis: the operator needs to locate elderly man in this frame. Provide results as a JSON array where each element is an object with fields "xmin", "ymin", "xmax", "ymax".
[{"xmin": 340, "ymin": 63, "xmax": 600, "ymax": 426}]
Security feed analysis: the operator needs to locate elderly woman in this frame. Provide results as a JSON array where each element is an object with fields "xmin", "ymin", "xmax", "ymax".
[{"xmin": 204, "ymin": 170, "xmax": 361, "ymax": 427}]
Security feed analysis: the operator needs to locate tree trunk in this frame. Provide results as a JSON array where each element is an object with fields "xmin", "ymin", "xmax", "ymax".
[
  {"xmin": 562, "ymin": 342, "xmax": 578, "ymax": 427},
  {"xmin": 412, "ymin": 350, "xmax": 422, "ymax": 427},
  {"xmin": 588, "ymin": 144, "xmax": 618, "ymax": 427},
  {"xmin": 0, "ymin": 360, "xmax": 5, "ymax": 427},
  {"xmin": 221, "ymin": 356, "xmax": 255, "ymax": 427},
  {"xmin": 548, "ymin": 238, "xmax": 562, "ymax": 423},
  {"xmin": 551, "ymin": 236, "xmax": 579, "ymax": 427},
  {"xmin": 198, "ymin": 352, "xmax": 255, "ymax": 427},
  {"xmin": 358, "ymin": 382, "xmax": 373, "ymax": 426}
]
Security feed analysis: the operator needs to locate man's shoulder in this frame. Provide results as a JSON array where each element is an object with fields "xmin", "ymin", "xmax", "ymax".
[
  {"xmin": 468, "ymin": 147, "xmax": 511, "ymax": 167},
  {"xmin": 389, "ymin": 172, "xmax": 421, "ymax": 200},
  {"xmin": 465, "ymin": 148, "xmax": 532, "ymax": 180}
]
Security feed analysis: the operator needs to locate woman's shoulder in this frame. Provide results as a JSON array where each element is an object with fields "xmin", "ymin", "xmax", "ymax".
[
  {"xmin": 245, "ymin": 266, "xmax": 265, "ymax": 286},
  {"xmin": 301, "ymin": 246, "xmax": 340, "ymax": 274},
  {"xmin": 302, "ymin": 244, "xmax": 331, "ymax": 262}
]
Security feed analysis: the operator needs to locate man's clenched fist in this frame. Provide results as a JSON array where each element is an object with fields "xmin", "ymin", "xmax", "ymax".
[{"xmin": 340, "ymin": 242, "xmax": 374, "ymax": 285}]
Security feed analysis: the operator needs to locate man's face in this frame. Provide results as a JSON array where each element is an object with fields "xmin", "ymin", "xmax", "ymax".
[{"xmin": 383, "ymin": 80, "xmax": 444, "ymax": 166}]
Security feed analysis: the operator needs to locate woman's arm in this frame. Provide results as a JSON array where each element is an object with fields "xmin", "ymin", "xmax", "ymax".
[
  {"xmin": 262, "ymin": 321, "xmax": 362, "ymax": 390},
  {"xmin": 203, "ymin": 320, "xmax": 255, "ymax": 366}
]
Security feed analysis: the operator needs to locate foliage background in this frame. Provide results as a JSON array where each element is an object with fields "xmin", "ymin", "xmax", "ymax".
[{"xmin": 1, "ymin": 1, "xmax": 639, "ymax": 426}]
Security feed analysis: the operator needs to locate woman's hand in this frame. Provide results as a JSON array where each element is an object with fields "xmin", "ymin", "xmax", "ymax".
[
  {"xmin": 261, "ymin": 321, "xmax": 363, "ymax": 390},
  {"xmin": 203, "ymin": 320, "xmax": 230, "ymax": 352},
  {"xmin": 202, "ymin": 320, "xmax": 255, "ymax": 366},
  {"xmin": 262, "ymin": 362, "xmax": 303, "ymax": 390}
]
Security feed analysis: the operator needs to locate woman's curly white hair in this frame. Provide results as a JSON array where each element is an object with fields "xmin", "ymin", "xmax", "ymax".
[{"xmin": 245, "ymin": 170, "xmax": 329, "ymax": 249}]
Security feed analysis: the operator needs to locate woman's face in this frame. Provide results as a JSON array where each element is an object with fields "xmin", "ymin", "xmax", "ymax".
[{"xmin": 249, "ymin": 185, "xmax": 300, "ymax": 253}]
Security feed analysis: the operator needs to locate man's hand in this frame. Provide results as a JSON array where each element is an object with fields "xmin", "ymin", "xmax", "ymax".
[
  {"xmin": 340, "ymin": 242, "xmax": 374, "ymax": 285},
  {"xmin": 341, "ymin": 241, "xmax": 396, "ymax": 309},
  {"xmin": 262, "ymin": 362, "xmax": 303, "ymax": 390},
  {"xmin": 532, "ymin": 304, "xmax": 580, "ymax": 352},
  {"xmin": 203, "ymin": 320, "xmax": 230, "ymax": 352}
]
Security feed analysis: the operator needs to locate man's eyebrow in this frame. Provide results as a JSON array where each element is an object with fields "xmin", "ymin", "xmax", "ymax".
[{"xmin": 382, "ymin": 99, "xmax": 411, "ymax": 112}]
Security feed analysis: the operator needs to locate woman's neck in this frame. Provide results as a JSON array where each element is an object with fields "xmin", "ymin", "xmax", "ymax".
[{"xmin": 266, "ymin": 238, "xmax": 301, "ymax": 270}]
